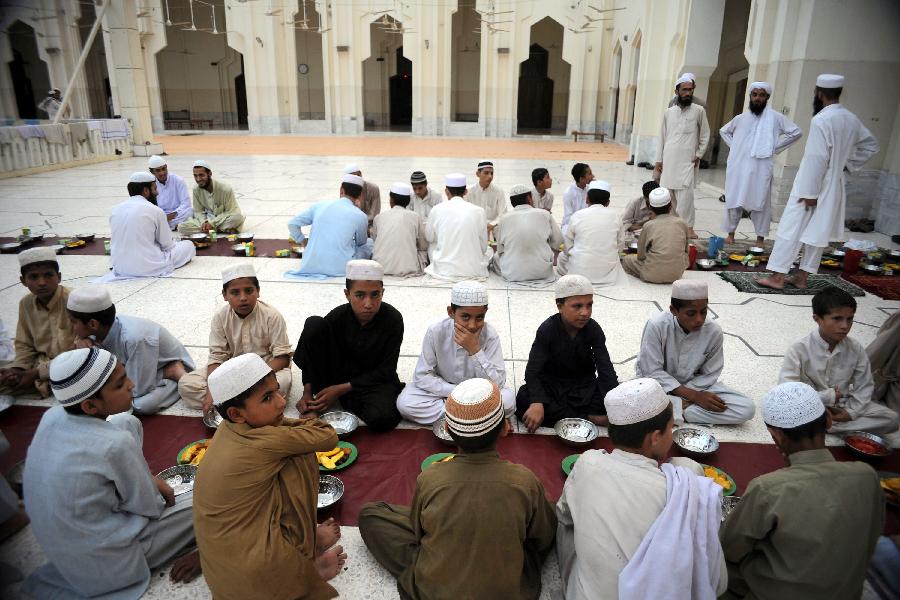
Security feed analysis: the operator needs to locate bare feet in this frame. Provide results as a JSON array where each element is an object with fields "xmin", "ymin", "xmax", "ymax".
[
  {"xmin": 315, "ymin": 545, "xmax": 347, "ymax": 581},
  {"xmin": 316, "ymin": 518, "xmax": 341, "ymax": 554},
  {"xmin": 163, "ymin": 360, "xmax": 188, "ymax": 382},
  {"xmin": 757, "ymin": 273, "xmax": 786, "ymax": 290},
  {"xmin": 169, "ymin": 549, "xmax": 202, "ymax": 583},
  {"xmin": 786, "ymin": 272, "xmax": 809, "ymax": 289}
]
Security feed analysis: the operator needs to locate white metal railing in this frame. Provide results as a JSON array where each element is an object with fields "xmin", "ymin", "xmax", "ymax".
[{"xmin": 0, "ymin": 119, "xmax": 133, "ymax": 175}]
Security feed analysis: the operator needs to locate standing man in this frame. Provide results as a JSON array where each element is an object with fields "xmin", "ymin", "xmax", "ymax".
[
  {"xmin": 656, "ymin": 75, "xmax": 710, "ymax": 239},
  {"xmin": 720, "ymin": 82, "xmax": 802, "ymax": 245},
  {"xmin": 530, "ymin": 168, "xmax": 554, "ymax": 211},
  {"xmin": 148, "ymin": 155, "xmax": 193, "ymax": 231},
  {"xmin": 759, "ymin": 74, "xmax": 879, "ymax": 290},
  {"xmin": 38, "ymin": 88, "xmax": 69, "ymax": 121},
  {"xmin": 562, "ymin": 163, "xmax": 594, "ymax": 233},
  {"xmin": 177, "ymin": 160, "xmax": 245, "ymax": 234},
  {"xmin": 425, "ymin": 174, "xmax": 492, "ymax": 282},
  {"xmin": 491, "ymin": 184, "xmax": 563, "ymax": 285},
  {"xmin": 466, "ymin": 160, "xmax": 507, "ymax": 227},
  {"xmin": 409, "ymin": 170, "xmax": 442, "ymax": 220},
  {"xmin": 344, "ymin": 163, "xmax": 381, "ymax": 225}
]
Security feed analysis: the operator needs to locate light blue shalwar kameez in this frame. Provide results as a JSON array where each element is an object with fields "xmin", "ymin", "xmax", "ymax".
[{"xmin": 285, "ymin": 197, "xmax": 373, "ymax": 280}]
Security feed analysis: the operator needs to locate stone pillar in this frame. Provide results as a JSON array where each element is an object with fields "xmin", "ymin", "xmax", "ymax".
[{"xmin": 0, "ymin": 32, "xmax": 18, "ymax": 120}]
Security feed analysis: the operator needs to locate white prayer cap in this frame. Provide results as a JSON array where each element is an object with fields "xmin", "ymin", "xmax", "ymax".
[
  {"xmin": 390, "ymin": 181, "xmax": 411, "ymax": 196},
  {"xmin": 509, "ymin": 184, "xmax": 530, "ymax": 197},
  {"xmin": 816, "ymin": 74, "xmax": 844, "ymax": 89},
  {"xmin": 346, "ymin": 259, "xmax": 384, "ymax": 281},
  {"xmin": 675, "ymin": 73, "xmax": 695, "ymax": 87},
  {"xmin": 555, "ymin": 274, "xmax": 593, "ymax": 300},
  {"xmin": 762, "ymin": 382, "xmax": 825, "ymax": 429},
  {"xmin": 445, "ymin": 378, "xmax": 504, "ymax": 438},
  {"xmin": 147, "ymin": 155, "xmax": 166, "ymax": 169},
  {"xmin": 749, "ymin": 81, "xmax": 772, "ymax": 95},
  {"xmin": 445, "ymin": 173, "xmax": 466, "ymax": 187},
  {"xmin": 343, "ymin": 163, "xmax": 361, "ymax": 174},
  {"xmin": 193, "ymin": 159, "xmax": 211, "ymax": 170},
  {"xmin": 67, "ymin": 285, "xmax": 113, "ymax": 313},
  {"xmin": 49, "ymin": 347, "xmax": 118, "ymax": 406},
  {"xmin": 18, "ymin": 246, "xmax": 57, "ymax": 268},
  {"xmin": 605, "ymin": 378, "xmax": 670, "ymax": 426},
  {"xmin": 342, "ymin": 173, "xmax": 364, "ymax": 187},
  {"xmin": 476, "ymin": 160, "xmax": 494, "ymax": 170},
  {"xmin": 129, "ymin": 171, "xmax": 155, "ymax": 184},
  {"xmin": 671, "ymin": 279, "xmax": 708, "ymax": 301},
  {"xmin": 648, "ymin": 187, "xmax": 671, "ymax": 207},
  {"xmin": 587, "ymin": 180, "xmax": 610, "ymax": 192},
  {"xmin": 221, "ymin": 263, "xmax": 256, "ymax": 285},
  {"xmin": 451, "ymin": 280, "xmax": 488, "ymax": 307},
  {"xmin": 208, "ymin": 353, "xmax": 273, "ymax": 406}
]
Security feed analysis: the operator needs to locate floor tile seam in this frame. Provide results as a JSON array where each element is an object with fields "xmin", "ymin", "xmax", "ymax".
[{"xmin": 721, "ymin": 331, "xmax": 785, "ymax": 358}]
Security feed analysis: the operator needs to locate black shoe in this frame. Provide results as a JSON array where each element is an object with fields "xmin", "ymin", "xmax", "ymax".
[
  {"xmin": 626, "ymin": 155, "xmax": 635, "ymax": 166},
  {"xmin": 892, "ymin": 235, "xmax": 900, "ymax": 244},
  {"xmin": 719, "ymin": 195, "xmax": 726, "ymax": 203},
  {"xmin": 699, "ymin": 159, "xmax": 710, "ymax": 169},
  {"xmin": 637, "ymin": 161, "xmax": 650, "ymax": 168}
]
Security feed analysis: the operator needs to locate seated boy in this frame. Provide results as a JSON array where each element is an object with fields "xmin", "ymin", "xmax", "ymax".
[
  {"xmin": 397, "ymin": 280, "xmax": 515, "ymax": 425},
  {"xmin": 622, "ymin": 187, "xmax": 689, "ymax": 284},
  {"xmin": 179, "ymin": 263, "xmax": 292, "ymax": 413},
  {"xmin": 67, "ymin": 285, "xmax": 194, "ymax": 415},
  {"xmin": 0, "ymin": 247, "xmax": 75, "ymax": 400},
  {"xmin": 294, "ymin": 260, "xmax": 404, "ymax": 431},
  {"xmin": 517, "ymin": 275, "xmax": 618, "ymax": 432},
  {"xmin": 193, "ymin": 353, "xmax": 345, "ymax": 599},
  {"xmin": 635, "ymin": 279, "xmax": 755, "ymax": 425},
  {"xmin": 372, "ymin": 182, "xmax": 428, "ymax": 277},
  {"xmin": 556, "ymin": 378, "xmax": 727, "ymax": 599},
  {"xmin": 621, "ymin": 180, "xmax": 660, "ymax": 232},
  {"xmin": 23, "ymin": 348, "xmax": 199, "ymax": 598},
  {"xmin": 360, "ymin": 378, "xmax": 557, "ymax": 599},
  {"xmin": 491, "ymin": 183, "xmax": 563, "ymax": 285},
  {"xmin": 720, "ymin": 382, "xmax": 883, "ymax": 599},
  {"xmin": 556, "ymin": 180, "xmax": 626, "ymax": 286},
  {"xmin": 779, "ymin": 287, "xmax": 900, "ymax": 434}
]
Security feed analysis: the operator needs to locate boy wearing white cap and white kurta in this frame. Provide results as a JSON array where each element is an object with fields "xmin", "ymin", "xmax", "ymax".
[
  {"xmin": 556, "ymin": 180, "xmax": 626, "ymax": 286},
  {"xmin": 148, "ymin": 154, "xmax": 193, "ymax": 230},
  {"xmin": 23, "ymin": 348, "xmax": 199, "ymax": 599},
  {"xmin": 285, "ymin": 173, "xmax": 373, "ymax": 279},
  {"xmin": 193, "ymin": 353, "xmax": 345, "ymax": 600},
  {"xmin": 397, "ymin": 281, "xmax": 516, "ymax": 424},
  {"xmin": 466, "ymin": 160, "xmax": 507, "ymax": 226},
  {"xmin": 556, "ymin": 378, "xmax": 727, "ymax": 600},
  {"xmin": 178, "ymin": 159, "xmax": 245, "ymax": 234},
  {"xmin": 490, "ymin": 183, "xmax": 563, "ymax": 285},
  {"xmin": 372, "ymin": 182, "xmax": 428, "ymax": 277},
  {"xmin": 67, "ymin": 285, "xmax": 195, "ymax": 414},
  {"xmin": 179, "ymin": 264, "xmax": 292, "ymax": 412},
  {"xmin": 101, "ymin": 171, "xmax": 196, "ymax": 282},
  {"xmin": 0, "ymin": 247, "xmax": 75, "ymax": 401},
  {"xmin": 344, "ymin": 162, "xmax": 382, "ymax": 224},
  {"xmin": 622, "ymin": 187, "xmax": 690, "ymax": 284},
  {"xmin": 424, "ymin": 173, "xmax": 493, "ymax": 282},
  {"xmin": 720, "ymin": 382, "xmax": 883, "ymax": 599},
  {"xmin": 759, "ymin": 74, "xmax": 879, "ymax": 291},
  {"xmin": 636, "ymin": 279, "xmax": 755, "ymax": 425}
]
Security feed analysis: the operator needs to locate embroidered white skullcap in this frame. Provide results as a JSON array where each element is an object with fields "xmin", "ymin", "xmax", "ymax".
[
  {"xmin": 605, "ymin": 378, "xmax": 670, "ymax": 426},
  {"xmin": 193, "ymin": 159, "xmax": 211, "ymax": 170},
  {"xmin": 18, "ymin": 246, "xmax": 57, "ymax": 268},
  {"xmin": 555, "ymin": 274, "xmax": 593, "ymax": 299},
  {"xmin": 342, "ymin": 173, "xmax": 364, "ymax": 187},
  {"xmin": 476, "ymin": 160, "xmax": 494, "ymax": 170},
  {"xmin": 129, "ymin": 171, "xmax": 155, "ymax": 183},
  {"xmin": 346, "ymin": 259, "xmax": 384, "ymax": 281},
  {"xmin": 343, "ymin": 163, "xmax": 361, "ymax": 174},
  {"xmin": 509, "ymin": 184, "xmax": 531, "ymax": 197},
  {"xmin": 67, "ymin": 285, "xmax": 113, "ymax": 312},
  {"xmin": 749, "ymin": 81, "xmax": 772, "ymax": 95},
  {"xmin": 221, "ymin": 263, "xmax": 256, "ymax": 285},
  {"xmin": 675, "ymin": 73, "xmax": 695, "ymax": 87},
  {"xmin": 445, "ymin": 173, "xmax": 466, "ymax": 187},
  {"xmin": 451, "ymin": 280, "xmax": 488, "ymax": 306},
  {"xmin": 587, "ymin": 180, "xmax": 610, "ymax": 192},
  {"xmin": 390, "ymin": 181, "xmax": 411, "ymax": 196},
  {"xmin": 445, "ymin": 378, "xmax": 504, "ymax": 438},
  {"xmin": 671, "ymin": 279, "xmax": 708, "ymax": 300},
  {"xmin": 816, "ymin": 74, "xmax": 844, "ymax": 89},
  {"xmin": 147, "ymin": 155, "xmax": 166, "ymax": 169},
  {"xmin": 762, "ymin": 382, "xmax": 825, "ymax": 429},
  {"xmin": 49, "ymin": 347, "xmax": 118, "ymax": 406},
  {"xmin": 208, "ymin": 353, "xmax": 273, "ymax": 406},
  {"xmin": 648, "ymin": 187, "xmax": 672, "ymax": 207}
]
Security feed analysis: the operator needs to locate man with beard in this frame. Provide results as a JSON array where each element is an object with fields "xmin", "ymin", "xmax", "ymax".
[
  {"xmin": 101, "ymin": 172, "xmax": 195, "ymax": 281},
  {"xmin": 758, "ymin": 75, "xmax": 879, "ymax": 290},
  {"xmin": 655, "ymin": 75, "xmax": 710, "ymax": 239},
  {"xmin": 719, "ymin": 82, "xmax": 802, "ymax": 245},
  {"xmin": 148, "ymin": 155, "xmax": 192, "ymax": 231},
  {"xmin": 177, "ymin": 160, "xmax": 245, "ymax": 234}
]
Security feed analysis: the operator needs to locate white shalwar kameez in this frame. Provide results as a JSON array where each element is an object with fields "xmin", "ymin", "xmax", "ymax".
[
  {"xmin": 424, "ymin": 197, "xmax": 492, "ymax": 282},
  {"xmin": 556, "ymin": 204, "xmax": 626, "ymax": 286},
  {"xmin": 562, "ymin": 184, "xmax": 588, "ymax": 233},
  {"xmin": 154, "ymin": 172, "xmax": 193, "ymax": 230},
  {"xmin": 720, "ymin": 108, "xmax": 802, "ymax": 236},
  {"xmin": 466, "ymin": 182, "xmax": 507, "ymax": 224},
  {"xmin": 490, "ymin": 204, "xmax": 563, "ymax": 285},
  {"xmin": 408, "ymin": 187, "xmax": 443, "ymax": 221},
  {"xmin": 767, "ymin": 104, "xmax": 879, "ymax": 274},
  {"xmin": 635, "ymin": 311, "xmax": 755, "ymax": 425},
  {"xmin": 100, "ymin": 196, "xmax": 195, "ymax": 282},
  {"xmin": 397, "ymin": 317, "xmax": 516, "ymax": 424},
  {"xmin": 656, "ymin": 103, "xmax": 710, "ymax": 227}
]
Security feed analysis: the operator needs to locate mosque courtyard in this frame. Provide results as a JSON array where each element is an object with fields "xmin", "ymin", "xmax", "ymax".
[{"xmin": 0, "ymin": 136, "xmax": 897, "ymax": 598}]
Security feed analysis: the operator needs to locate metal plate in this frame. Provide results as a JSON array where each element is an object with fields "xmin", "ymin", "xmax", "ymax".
[
  {"xmin": 673, "ymin": 427, "xmax": 719, "ymax": 456},
  {"xmin": 156, "ymin": 464, "xmax": 198, "ymax": 496},
  {"xmin": 202, "ymin": 408, "xmax": 222, "ymax": 429},
  {"xmin": 554, "ymin": 418, "xmax": 599, "ymax": 448},
  {"xmin": 317, "ymin": 474, "xmax": 344, "ymax": 509},
  {"xmin": 320, "ymin": 411, "xmax": 359, "ymax": 437},
  {"xmin": 432, "ymin": 416, "xmax": 454, "ymax": 446}
]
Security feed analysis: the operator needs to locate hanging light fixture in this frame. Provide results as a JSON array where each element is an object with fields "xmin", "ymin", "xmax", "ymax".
[
  {"xmin": 188, "ymin": 0, "xmax": 197, "ymax": 31},
  {"xmin": 210, "ymin": 3, "xmax": 218, "ymax": 34},
  {"xmin": 164, "ymin": 0, "xmax": 172, "ymax": 26}
]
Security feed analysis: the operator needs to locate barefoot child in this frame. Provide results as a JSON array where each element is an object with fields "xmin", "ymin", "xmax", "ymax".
[
  {"xmin": 23, "ymin": 348, "xmax": 200, "ymax": 598},
  {"xmin": 193, "ymin": 353, "xmax": 346, "ymax": 599}
]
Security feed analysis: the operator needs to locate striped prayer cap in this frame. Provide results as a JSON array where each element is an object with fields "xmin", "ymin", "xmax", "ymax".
[{"xmin": 445, "ymin": 378, "xmax": 504, "ymax": 438}]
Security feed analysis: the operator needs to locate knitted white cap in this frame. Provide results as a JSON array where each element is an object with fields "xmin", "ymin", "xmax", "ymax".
[
  {"xmin": 605, "ymin": 378, "xmax": 670, "ymax": 426},
  {"xmin": 588, "ymin": 180, "xmax": 610, "ymax": 192},
  {"xmin": 509, "ymin": 184, "xmax": 531, "ymax": 197},
  {"xmin": 816, "ymin": 74, "xmax": 844, "ymax": 89},
  {"xmin": 148, "ymin": 155, "xmax": 166, "ymax": 169},
  {"xmin": 49, "ymin": 347, "xmax": 118, "ymax": 406},
  {"xmin": 671, "ymin": 279, "xmax": 708, "ymax": 301},
  {"xmin": 445, "ymin": 173, "xmax": 466, "ymax": 187},
  {"xmin": 390, "ymin": 182, "xmax": 411, "ymax": 196},
  {"xmin": 749, "ymin": 81, "xmax": 772, "ymax": 95},
  {"xmin": 675, "ymin": 73, "xmax": 695, "ymax": 87},
  {"xmin": 208, "ymin": 353, "xmax": 273, "ymax": 406},
  {"xmin": 343, "ymin": 163, "xmax": 361, "ymax": 174},
  {"xmin": 451, "ymin": 280, "xmax": 488, "ymax": 307},
  {"xmin": 342, "ymin": 173, "xmax": 364, "ymax": 187},
  {"xmin": 67, "ymin": 285, "xmax": 113, "ymax": 312},
  {"xmin": 555, "ymin": 274, "xmax": 593, "ymax": 300},
  {"xmin": 346, "ymin": 259, "xmax": 384, "ymax": 281},
  {"xmin": 445, "ymin": 378, "xmax": 504, "ymax": 438},
  {"xmin": 18, "ymin": 247, "xmax": 57, "ymax": 268},
  {"xmin": 193, "ymin": 159, "xmax": 211, "ymax": 170},
  {"xmin": 129, "ymin": 171, "xmax": 155, "ymax": 183},
  {"xmin": 221, "ymin": 263, "xmax": 256, "ymax": 285},
  {"xmin": 762, "ymin": 382, "xmax": 825, "ymax": 429},
  {"xmin": 648, "ymin": 187, "xmax": 671, "ymax": 207}
]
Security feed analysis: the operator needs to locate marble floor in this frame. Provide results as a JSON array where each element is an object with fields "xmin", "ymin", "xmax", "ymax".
[{"xmin": 0, "ymin": 148, "xmax": 897, "ymax": 599}]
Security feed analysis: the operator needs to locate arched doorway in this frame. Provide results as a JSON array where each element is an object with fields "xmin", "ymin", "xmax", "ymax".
[
  {"xmin": 362, "ymin": 16, "xmax": 412, "ymax": 132},
  {"xmin": 6, "ymin": 20, "xmax": 50, "ymax": 119},
  {"xmin": 517, "ymin": 17, "xmax": 569, "ymax": 135}
]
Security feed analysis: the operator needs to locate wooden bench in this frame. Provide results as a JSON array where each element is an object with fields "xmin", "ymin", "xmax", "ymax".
[{"xmin": 572, "ymin": 131, "xmax": 606, "ymax": 143}]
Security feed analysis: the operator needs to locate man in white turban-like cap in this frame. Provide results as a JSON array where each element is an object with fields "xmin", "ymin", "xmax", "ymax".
[{"xmin": 148, "ymin": 154, "xmax": 193, "ymax": 230}]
